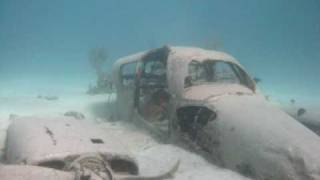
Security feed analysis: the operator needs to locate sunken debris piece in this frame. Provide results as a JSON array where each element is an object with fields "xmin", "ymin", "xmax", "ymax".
[
  {"xmin": 290, "ymin": 99, "xmax": 296, "ymax": 105},
  {"xmin": 4, "ymin": 117, "xmax": 180, "ymax": 180},
  {"xmin": 37, "ymin": 95, "xmax": 59, "ymax": 101},
  {"xmin": 64, "ymin": 111, "xmax": 86, "ymax": 120},
  {"xmin": 44, "ymin": 126, "xmax": 57, "ymax": 146},
  {"xmin": 297, "ymin": 108, "xmax": 306, "ymax": 117}
]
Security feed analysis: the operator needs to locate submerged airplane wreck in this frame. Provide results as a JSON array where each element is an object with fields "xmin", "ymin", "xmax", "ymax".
[
  {"xmin": 112, "ymin": 46, "xmax": 320, "ymax": 179},
  {"xmin": 1, "ymin": 46, "xmax": 320, "ymax": 180},
  {"xmin": 0, "ymin": 117, "xmax": 179, "ymax": 180}
]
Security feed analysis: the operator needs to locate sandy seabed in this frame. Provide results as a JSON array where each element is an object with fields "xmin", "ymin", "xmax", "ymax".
[
  {"xmin": 0, "ymin": 76, "xmax": 252, "ymax": 180},
  {"xmin": 0, "ymin": 75, "xmax": 319, "ymax": 179}
]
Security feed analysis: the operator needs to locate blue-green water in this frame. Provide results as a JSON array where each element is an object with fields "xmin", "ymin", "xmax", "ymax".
[
  {"xmin": 1, "ymin": 1, "xmax": 320, "ymax": 179},
  {"xmin": 0, "ymin": 0, "xmax": 319, "ymax": 104}
]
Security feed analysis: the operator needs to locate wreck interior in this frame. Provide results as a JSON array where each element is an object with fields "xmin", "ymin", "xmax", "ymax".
[
  {"xmin": 175, "ymin": 105, "xmax": 221, "ymax": 159},
  {"xmin": 135, "ymin": 48, "xmax": 171, "ymax": 128}
]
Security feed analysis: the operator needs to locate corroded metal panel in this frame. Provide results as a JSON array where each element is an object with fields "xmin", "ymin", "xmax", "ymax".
[{"xmin": 6, "ymin": 116, "xmax": 136, "ymax": 166}]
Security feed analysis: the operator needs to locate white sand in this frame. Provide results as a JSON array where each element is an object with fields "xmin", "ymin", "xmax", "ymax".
[
  {"xmin": 97, "ymin": 120, "xmax": 251, "ymax": 179},
  {"xmin": 0, "ymin": 76, "xmax": 108, "ymax": 157},
  {"xmin": 136, "ymin": 144, "xmax": 251, "ymax": 180},
  {"xmin": 0, "ymin": 36, "xmax": 318, "ymax": 178},
  {"xmin": 0, "ymin": 76, "xmax": 250, "ymax": 179},
  {"xmin": 0, "ymin": 76, "xmax": 317, "ymax": 179}
]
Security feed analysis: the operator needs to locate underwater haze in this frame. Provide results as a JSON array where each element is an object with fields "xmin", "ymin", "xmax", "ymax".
[
  {"xmin": 1, "ymin": 0, "xmax": 320, "ymax": 104},
  {"xmin": 1, "ymin": 1, "xmax": 320, "ymax": 179}
]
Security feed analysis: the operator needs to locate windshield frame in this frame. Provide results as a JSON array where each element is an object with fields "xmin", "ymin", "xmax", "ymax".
[{"xmin": 185, "ymin": 59, "xmax": 255, "ymax": 91}]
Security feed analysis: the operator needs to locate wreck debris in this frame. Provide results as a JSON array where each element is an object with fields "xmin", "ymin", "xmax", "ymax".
[
  {"xmin": 64, "ymin": 111, "xmax": 86, "ymax": 120},
  {"xmin": 66, "ymin": 153, "xmax": 113, "ymax": 180},
  {"xmin": 66, "ymin": 153, "xmax": 180, "ymax": 180},
  {"xmin": 44, "ymin": 126, "xmax": 56, "ymax": 146},
  {"xmin": 38, "ymin": 160, "xmax": 66, "ymax": 170},
  {"xmin": 5, "ymin": 117, "xmax": 179, "ymax": 180},
  {"xmin": 90, "ymin": 138, "xmax": 104, "ymax": 144},
  {"xmin": 37, "ymin": 95, "xmax": 59, "ymax": 101},
  {"xmin": 297, "ymin": 108, "xmax": 306, "ymax": 117}
]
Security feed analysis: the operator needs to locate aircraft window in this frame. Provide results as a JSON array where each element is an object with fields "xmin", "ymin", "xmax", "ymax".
[
  {"xmin": 186, "ymin": 60, "xmax": 255, "ymax": 90},
  {"xmin": 145, "ymin": 60, "xmax": 166, "ymax": 76},
  {"xmin": 140, "ymin": 59, "xmax": 167, "ymax": 88},
  {"xmin": 187, "ymin": 60, "xmax": 243, "ymax": 86},
  {"xmin": 231, "ymin": 64, "xmax": 255, "ymax": 90},
  {"xmin": 213, "ymin": 61, "xmax": 240, "ymax": 83},
  {"xmin": 120, "ymin": 62, "xmax": 137, "ymax": 86},
  {"xmin": 188, "ymin": 61, "xmax": 207, "ymax": 83}
]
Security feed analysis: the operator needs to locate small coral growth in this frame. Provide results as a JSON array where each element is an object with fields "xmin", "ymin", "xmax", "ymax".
[{"xmin": 87, "ymin": 47, "xmax": 113, "ymax": 94}]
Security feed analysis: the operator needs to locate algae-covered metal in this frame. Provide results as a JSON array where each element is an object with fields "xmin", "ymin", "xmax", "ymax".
[{"xmin": 112, "ymin": 46, "xmax": 320, "ymax": 179}]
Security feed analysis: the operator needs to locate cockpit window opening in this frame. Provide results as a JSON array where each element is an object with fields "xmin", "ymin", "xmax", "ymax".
[
  {"xmin": 186, "ymin": 60, "xmax": 254, "ymax": 90},
  {"xmin": 120, "ymin": 62, "xmax": 137, "ymax": 87}
]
